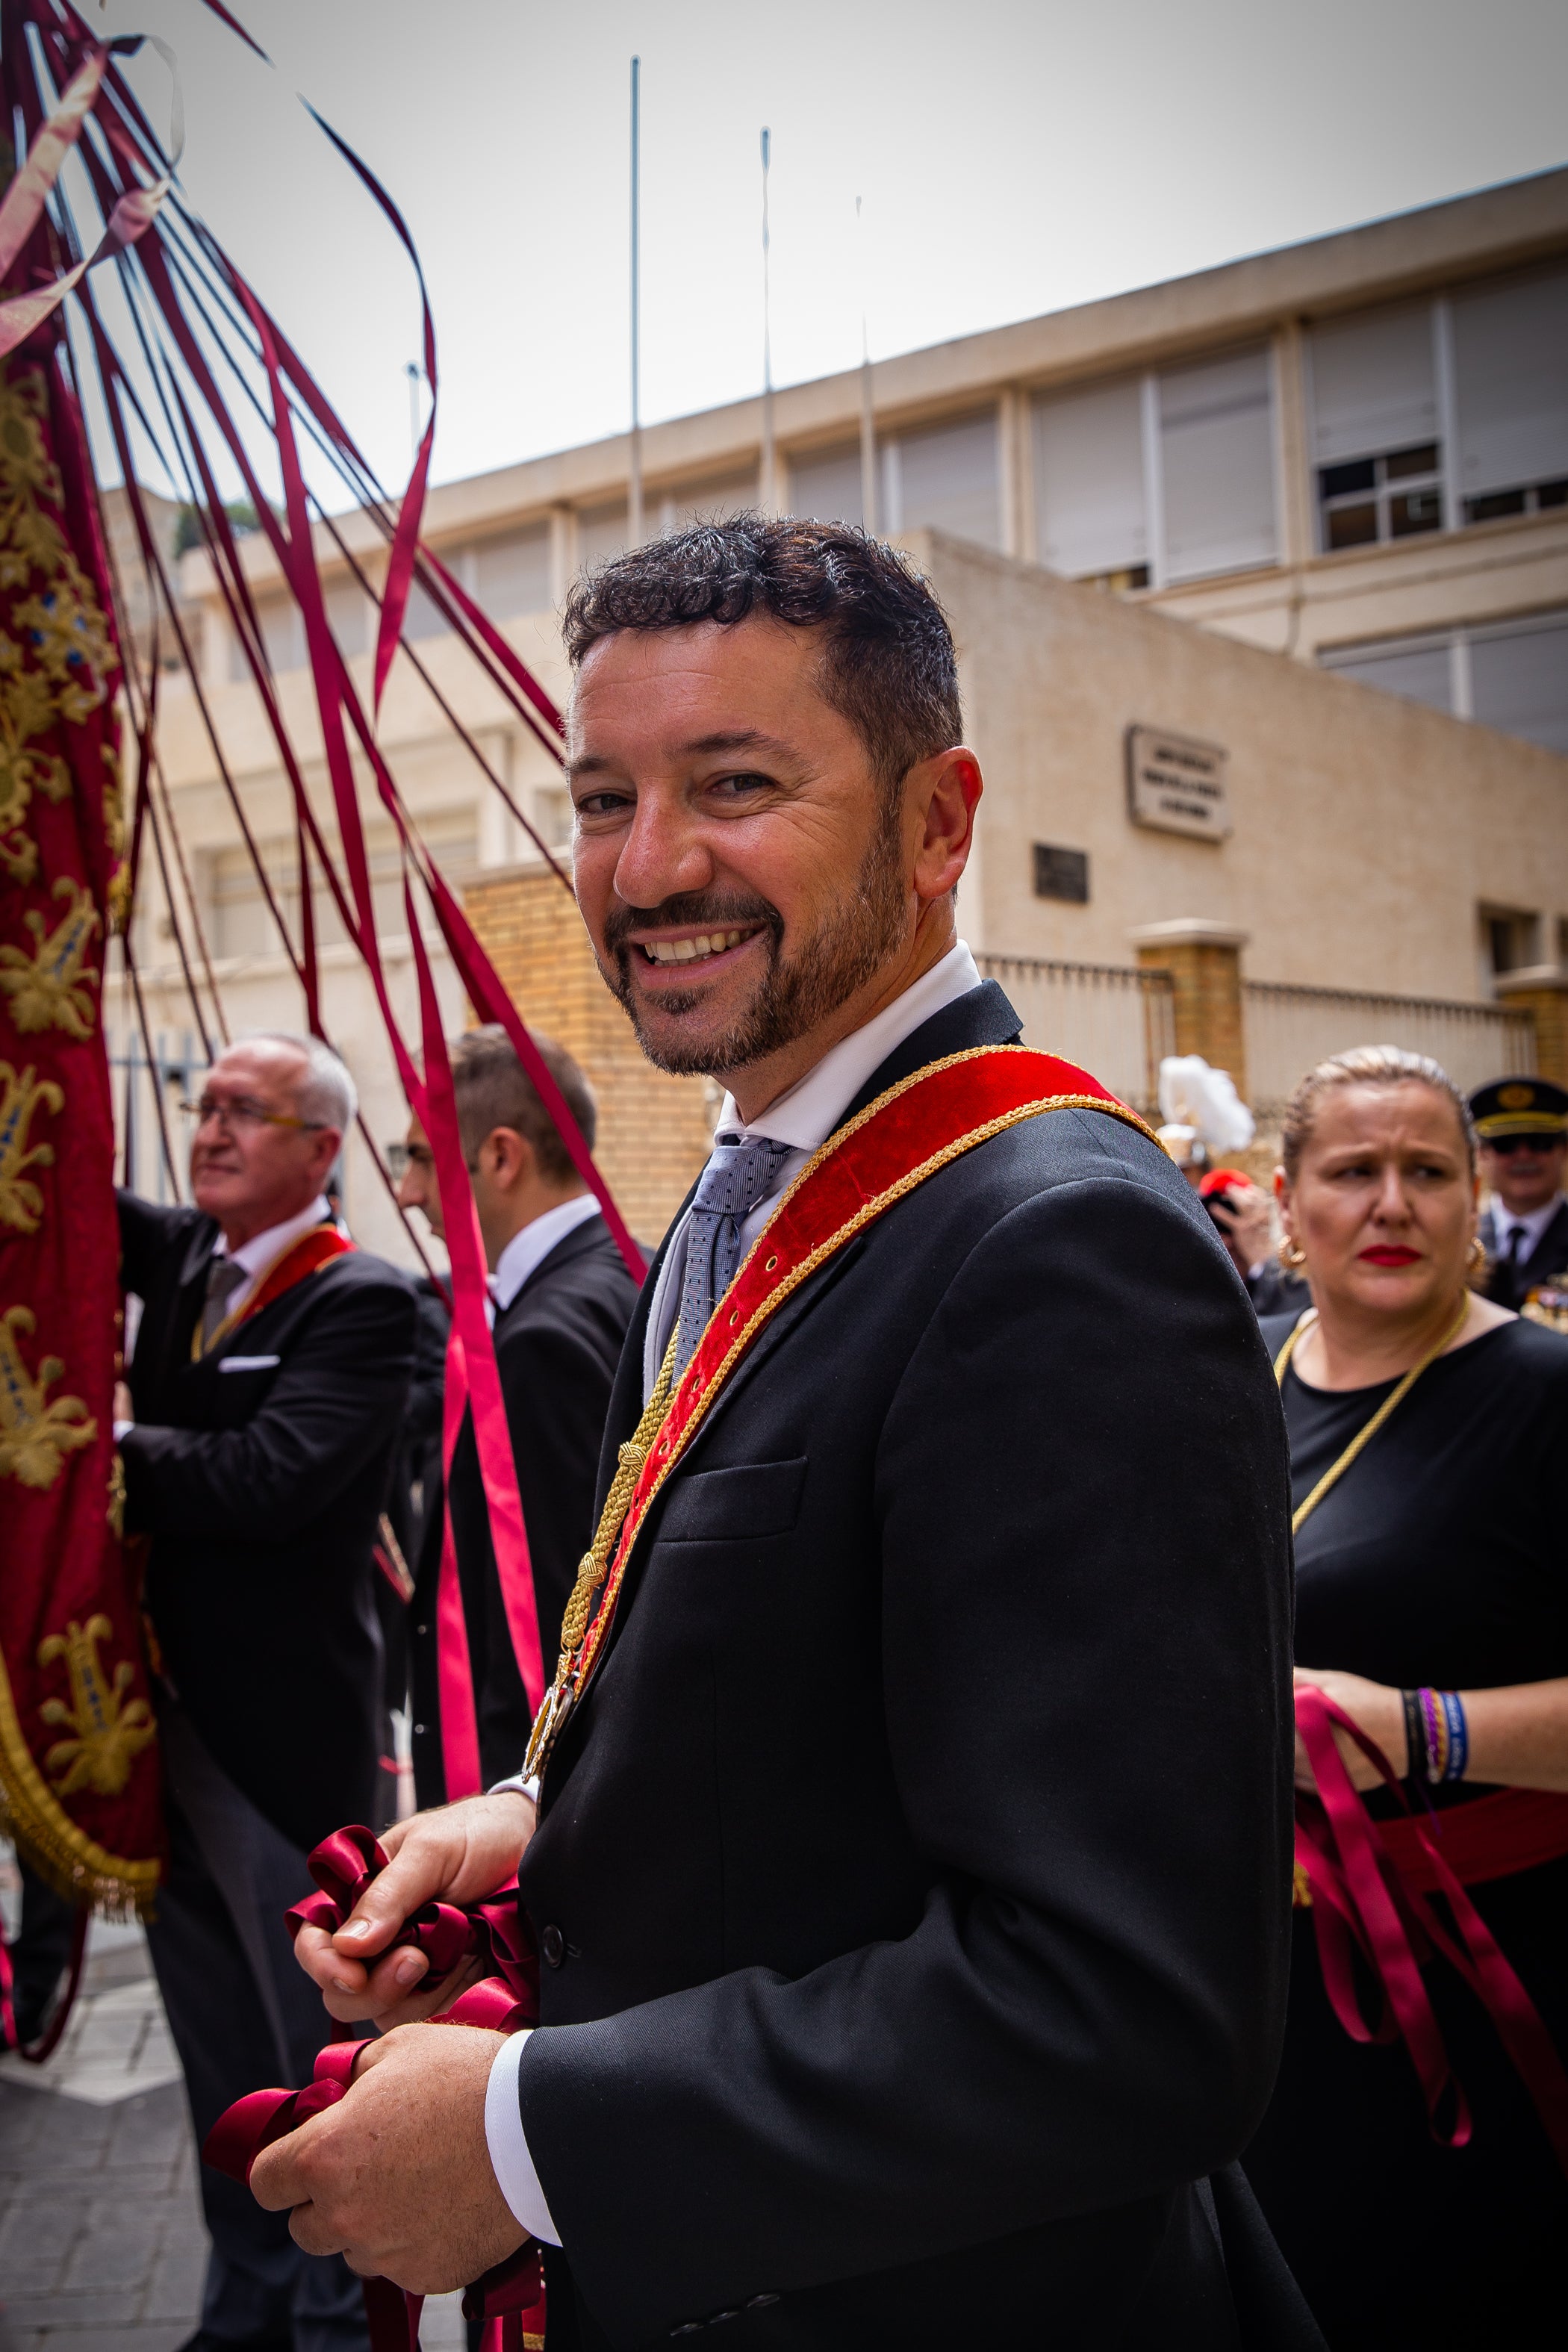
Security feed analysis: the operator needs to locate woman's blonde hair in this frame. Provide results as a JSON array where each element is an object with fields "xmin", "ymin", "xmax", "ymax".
[{"xmin": 1279, "ymin": 1045, "xmax": 1477, "ymax": 1183}]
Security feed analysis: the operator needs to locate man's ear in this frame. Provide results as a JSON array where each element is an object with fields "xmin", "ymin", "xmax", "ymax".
[
  {"xmin": 909, "ymin": 747, "xmax": 981, "ymax": 907},
  {"xmin": 484, "ymin": 1127, "xmax": 535, "ymax": 1192}
]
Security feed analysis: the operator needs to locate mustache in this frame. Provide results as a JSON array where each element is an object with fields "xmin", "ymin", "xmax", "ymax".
[{"xmin": 601, "ymin": 892, "xmax": 783, "ymax": 959}]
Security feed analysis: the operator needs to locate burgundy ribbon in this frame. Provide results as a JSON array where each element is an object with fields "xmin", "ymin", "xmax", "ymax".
[
  {"xmin": 202, "ymin": 1827, "xmax": 545, "ymax": 2351},
  {"xmin": 1294, "ymin": 1685, "xmax": 1568, "ymax": 2175}
]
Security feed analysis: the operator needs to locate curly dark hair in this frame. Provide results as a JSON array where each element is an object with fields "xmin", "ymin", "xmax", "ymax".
[{"xmin": 561, "ymin": 515, "xmax": 962, "ymax": 794}]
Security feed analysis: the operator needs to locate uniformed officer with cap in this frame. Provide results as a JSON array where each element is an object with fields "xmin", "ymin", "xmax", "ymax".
[{"xmin": 1470, "ymin": 1075, "xmax": 1568, "ymax": 1311}]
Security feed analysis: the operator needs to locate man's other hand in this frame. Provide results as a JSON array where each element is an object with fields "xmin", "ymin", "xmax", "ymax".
[
  {"xmin": 249, "ymin": 2023, "xmax": 526, "ymax": 2293},
  {"xmin": 293, "ymin": 1791, "xmax": 535, "ymax": 2026}
]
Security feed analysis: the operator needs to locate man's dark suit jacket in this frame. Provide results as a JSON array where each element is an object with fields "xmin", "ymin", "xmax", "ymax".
[
  {"xmin": 410, "ymin": 1215, "xmax": 639, "ymax": 1802},
  {"xmin": 1481, "ymin": 1196, "xmax": 1568, "ymax": 1312},
  {"xmin": 513, "ymin": 983, "xmax": 1302, "ymax": 2351},
  {"xmin": 117, "ymin": 1195, "xmax": 417, "ymax": 1854}
]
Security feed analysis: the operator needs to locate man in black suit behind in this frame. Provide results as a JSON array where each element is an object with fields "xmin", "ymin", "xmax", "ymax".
[
  {"xmin": 393, "ymin": 1027, "xmax": 639, "ymax": 1799},
  {"xmin": 273, "ymin": 524, "xmax": 1312, "ymax": 2348},
  {"xmin": 119, "ymin": 1030, "xmax": 415, "ymax": 2352}
]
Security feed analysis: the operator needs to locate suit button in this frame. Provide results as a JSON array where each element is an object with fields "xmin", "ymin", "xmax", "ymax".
[
  {"xmin": 541, "ymin": 1923, "xmax": 565, "ymax": 1968},
  {"xmin": 669, "ymin": 2327, "xmax": 703, "ymax": 2337},
  {"xmin": 710, "ymin": 2312, "xmax": 740, "ymax": 2325},
  {"xmin": 746, "ymin": 2296, "xmax": 780, "ymax": 2309}
]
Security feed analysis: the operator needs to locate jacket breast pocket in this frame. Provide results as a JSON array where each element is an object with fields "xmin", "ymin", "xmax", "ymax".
[{"xmin": 656, "ymin": 1457, "xmax": 807, "ymax": 1543}]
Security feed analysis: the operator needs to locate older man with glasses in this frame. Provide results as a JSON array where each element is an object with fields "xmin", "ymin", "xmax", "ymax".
[{"xmin": 116, "ymin": 1030, "xmax": 416, "ymax": 2352}]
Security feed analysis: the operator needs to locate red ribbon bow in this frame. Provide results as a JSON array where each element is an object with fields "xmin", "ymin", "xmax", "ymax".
[
  {"xmin": 1294, "ymin": 1686, "xmax": 1568, "ymax": 2177},
  {"xmin": 202, "ymin": 1826, "xmax": 545, "ymax": 2351}
]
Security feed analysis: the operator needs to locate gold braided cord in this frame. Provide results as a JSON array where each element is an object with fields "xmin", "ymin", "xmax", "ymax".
[
  {"xmin": 553, "ymin": 1334, "xmax": 679, "ymax": 1669},
  {"xmin": 0, "ymin": 1641, "xmax": 160, "ymax": 1916},
  {"xmin": 1273, "ymin": 1296, "xmax": 1471, "ymax": 1537},
  {"xmin": 525, "ymin": 1057, "xmax": 1160, "ymax": 1776}
]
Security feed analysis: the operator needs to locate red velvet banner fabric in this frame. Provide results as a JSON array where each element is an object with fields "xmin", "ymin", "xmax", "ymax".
[{"xmin": 0, "ymin": 332, "xmax": 161, "ymax": 1911}]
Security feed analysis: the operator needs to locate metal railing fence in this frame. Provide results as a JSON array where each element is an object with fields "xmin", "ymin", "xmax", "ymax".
[
  {"xmin": 978, "ymin": 954, "xmax": 1175, "ymax": 1115},
  {"xmin": 1243, "ymin": 980, "xmax": 1535, "ymax": 1118}
]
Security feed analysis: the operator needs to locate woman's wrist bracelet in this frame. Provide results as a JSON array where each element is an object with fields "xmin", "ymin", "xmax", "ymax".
[
  {"xmin": 1401, "ymin": 1687, "xmax": 1426, "ymax": 1782},
  {"xmin": 1400, "ymin": 1686, "xmax": 1468, "ymax": 1784}
]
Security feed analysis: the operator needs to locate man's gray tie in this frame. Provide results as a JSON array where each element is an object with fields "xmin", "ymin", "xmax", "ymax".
[
  {"xmin": 199, "ymin": 1255, "xmax": 247, "ymax": 1353},
  {"xmin": 674, "ymin": 1132, "xmax": 792, "ymax": 1378}
]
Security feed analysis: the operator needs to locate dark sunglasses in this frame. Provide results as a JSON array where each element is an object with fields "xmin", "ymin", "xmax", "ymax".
[{"xmin": 1484, "ymin": 1132, "xmax": 1566, "ymax": 1157}]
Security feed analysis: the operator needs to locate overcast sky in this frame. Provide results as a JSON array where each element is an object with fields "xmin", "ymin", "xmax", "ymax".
[{"xmin": 93, "ymin": 0, "xmax": 1568, "ymax": 504}]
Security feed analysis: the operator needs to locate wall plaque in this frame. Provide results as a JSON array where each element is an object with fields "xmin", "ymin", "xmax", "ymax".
[{"xmin": 1126, "ymin": 725, "xmax": 1231, "ymax": 841}]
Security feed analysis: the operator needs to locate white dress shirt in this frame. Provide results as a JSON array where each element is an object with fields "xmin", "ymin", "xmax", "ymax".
[
  {"xmin": 211, "ymin": 1193, "xmax": 334, "ymax": 1321},
  {"xmin": 490, "ymin": 1195, "xmax": 603, "ymax": 1317},
  {"xmin": 482, "ymin": 939, "xmax": 987, "ymax": 2244},
  {"xmin": 642, "ymin": 939, "xmax": 983, "ymax": 1399},
  {"xmin": 1489, "ymin": 1191, "xmax": 1566, "ymax": 1269},
  {"xmin": 114, "ymin": 1194, "xmax": 333, "ymax": 1440}
]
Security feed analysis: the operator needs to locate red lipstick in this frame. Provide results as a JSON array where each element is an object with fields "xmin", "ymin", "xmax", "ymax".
[{"xmin": 1360, "ymin": 1245, "xmax": 1421, "ymax": 1266}]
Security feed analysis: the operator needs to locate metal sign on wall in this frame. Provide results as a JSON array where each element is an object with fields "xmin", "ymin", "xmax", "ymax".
[{"xmin": 1126, "ymin": 726, "xmax": 1232, "ymax": 841}]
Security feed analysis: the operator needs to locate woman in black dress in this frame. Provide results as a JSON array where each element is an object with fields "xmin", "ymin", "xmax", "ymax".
[{"xmin": 1242, "ymin": 1045, "xmax": 1568, "ymax": 2347}]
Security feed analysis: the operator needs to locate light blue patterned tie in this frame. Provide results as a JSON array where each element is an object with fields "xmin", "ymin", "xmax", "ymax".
[{"xmin": 674, "ymin": 1131, "xmax": 793, "ymax": 1378}]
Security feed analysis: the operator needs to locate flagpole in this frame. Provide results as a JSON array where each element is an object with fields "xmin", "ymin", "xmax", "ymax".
[
  {"xmin": 856, "ymin": 196, "xmax": 877, "ymax": 533},
  {"xmin": 629, "ymin": 56, "xmax": 644, "ymax": 547},
  {"xmin": 760, "ymin": 126, "xmax": 775, "ymax": 513}
]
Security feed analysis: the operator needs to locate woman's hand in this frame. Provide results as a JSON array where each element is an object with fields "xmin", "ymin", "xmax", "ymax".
[
  {"xmin": 292, "ymin": 1790, "xmax": 535, "ymax": 2027},
  {"xmin": 1293, "ymin": 1667, "xmax": 1408, "ymax": 1792}
]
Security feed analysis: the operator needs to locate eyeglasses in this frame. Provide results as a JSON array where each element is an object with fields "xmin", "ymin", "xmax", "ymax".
[
  {"xmin": 179, "ymin": 1095, "xmax": 326, "ymax": 1135},
  {"xmin": 1484, "ymin": 1133, "xmax": 1566, "ymax": 1157}
]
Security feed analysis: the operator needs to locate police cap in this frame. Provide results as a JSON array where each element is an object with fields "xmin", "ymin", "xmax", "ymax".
[{"xmin": 1468, "ymin": 1075, "xmax": 1568, "ymax": 1141}]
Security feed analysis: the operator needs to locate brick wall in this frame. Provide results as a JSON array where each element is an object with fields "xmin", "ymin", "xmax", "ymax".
[{"xmin": 464, "ymin": 868, "xmax": 717, "ymax": 1250}]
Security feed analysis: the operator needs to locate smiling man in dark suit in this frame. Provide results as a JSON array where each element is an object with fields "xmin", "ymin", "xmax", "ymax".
[
  {"xmin": 393, "ymin": 1026, "xmax": 639, "ymax": 1800},
  {"xmin": 273, "ymin": 523, "xmax": 1313, "ymax": 2351},
  {"xmin": 118, "ymin": 1030, "xmax": 415, "ymax": 2352}
]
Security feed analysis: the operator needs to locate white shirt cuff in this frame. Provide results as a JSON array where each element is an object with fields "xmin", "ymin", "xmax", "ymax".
[
  {"xmin": 488, "ymin": 1773, "xmax": 541, "ymax": 1805},
  {"xmin": 113, "ymin": 1419, "xmax": 134, "ymax": 1441},
  {"xmin": 485, "ymin": 2029, "xmax": 561, "ymax": 2245}
]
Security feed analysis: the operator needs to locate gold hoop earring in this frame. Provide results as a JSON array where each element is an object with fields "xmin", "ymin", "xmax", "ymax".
[
  {"xmin": 1466, "ymin": 1234, "xmax": 1488, "ymax": 1276},
  {"xmin": 1278, "ymin": 1237, "xmax": 1308, "ymax": 1272}
]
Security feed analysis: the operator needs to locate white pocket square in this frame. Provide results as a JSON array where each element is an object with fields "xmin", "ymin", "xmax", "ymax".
[{"xmin": 218, "ymin": 1354, "xmax": 281, "ymax": 1372}]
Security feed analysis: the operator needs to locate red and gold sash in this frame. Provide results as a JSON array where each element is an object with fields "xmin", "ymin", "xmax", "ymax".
[
  {"xmin": 523, "ymin": 1044, "xmax": 1157, "ymax": 1777},
  {"xmin": 191, "ymin": 1225, "xmax": 355, "ymax": 1362}
]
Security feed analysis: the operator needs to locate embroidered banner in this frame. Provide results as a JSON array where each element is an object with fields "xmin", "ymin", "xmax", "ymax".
[{"xmin": 0, "ymin": 300, "xmax": 161, "ymax": 1909}]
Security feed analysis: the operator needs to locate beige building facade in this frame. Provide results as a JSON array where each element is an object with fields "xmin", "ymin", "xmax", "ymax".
[{"xmin": 111, "ymin": 167, "xmax": 1568, "ymax": 1255}]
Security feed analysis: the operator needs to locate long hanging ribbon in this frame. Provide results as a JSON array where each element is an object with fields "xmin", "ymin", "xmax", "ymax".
[{"xmin": 1294, "ymin": 1685, "xmax": 1568, "ymax": 2175}]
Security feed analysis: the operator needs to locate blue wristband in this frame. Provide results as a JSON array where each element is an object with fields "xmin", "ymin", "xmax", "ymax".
[{"xmin": 1437, "ymin": 1689, "xmax": 1468, "ymax": 1782}]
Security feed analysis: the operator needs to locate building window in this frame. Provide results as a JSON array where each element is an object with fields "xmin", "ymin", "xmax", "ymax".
[
  {"xmin": 1318, "ymin": 444, "xmax": 1443, "ymax": 550},
  {"xmin": 1307, "ymin": 267, "xmax": 1568, "ymax": 552},
  {"xmin": 535, "ymin": 787, "xmax": 574, "ymax": 849},
  {"xmin": 206, "ymin": 815, "xmax": 478, "ymax": 962},
  {"xmin": 1452, "ymin": 265, "xmax": 1568, "ymax": 524},
  {"xmin": 1480, "ymin": 906, "xmax": 1540, "ymax": 982},
  {"xmin": 1319, "ymin": 609, "xmax": 1568, "ymax": 755},
  {"xmin": 659, "ymin": 475, "xmax": 756, "ymax": 532},
  {"xmin": 1033, "ymin": 843, "xmax": 1089, "ymax": 903},
  {"xmin": 788, "ymin": 442, "xmax": 865, "ymax": 526},
  {"xmin": 1033, "ymin": 378, "xmax": 1146, "ymax": 584},
  {"xmin": 1158, "ymin": 347, "xmax": 1278, "ymax": 583},
  {"xmin": 1031, "ymin": 344, "xmax": 1276, "ymax": 590},
  {"xmin": 471, "ymin": 525, "xmax": 551, "ymax": 617},
  {"xmin": 577, "ymin": 503, "xmax": 629, "ymax": 571},
  {"xmin": 882, "ymin": 411, "xmax": 1000, "ymax": 548}
]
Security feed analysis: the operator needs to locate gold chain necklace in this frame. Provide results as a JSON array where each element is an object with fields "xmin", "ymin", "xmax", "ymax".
[{"xmin": 1273, "ymin": 1296, "xmax": 1470, "ymax": 1536}]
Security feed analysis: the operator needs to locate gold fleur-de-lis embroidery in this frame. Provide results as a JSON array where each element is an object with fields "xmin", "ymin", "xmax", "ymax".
[
  {"xmin": 0, "ymin": 875, "xmax": 101, "ymax": 1037},
  {"xmin": 0, "ymin": 1304, "xmax": 96, "ymax": 1488},
  {"xmin": 14, "ymin": 571, "xmax": 116, "ymax": 725},
  {"xmin": 37, "ymin": 1614, "xmax": 155, "ymax": 1799},
  {"xmin": 0, "ymin": 1059, "xmax": 63, "ymax": 1232}
]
